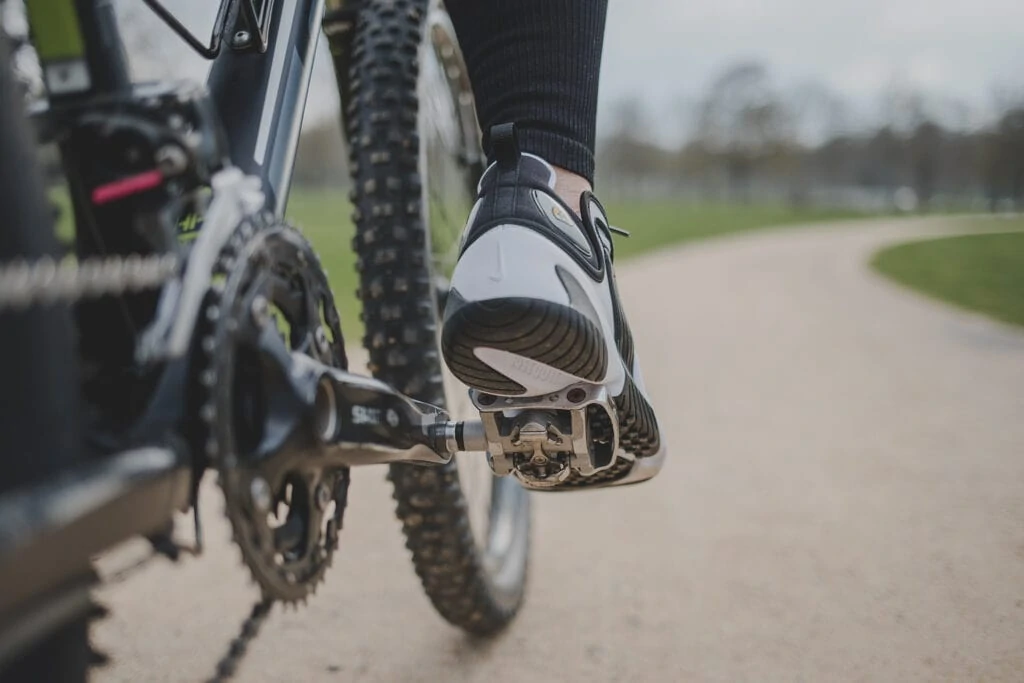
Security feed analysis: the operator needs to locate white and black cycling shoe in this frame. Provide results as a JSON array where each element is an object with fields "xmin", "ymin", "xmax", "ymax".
[{"xmin": 441, "ymin": 123, "xmax": 665, "ymax": 488}]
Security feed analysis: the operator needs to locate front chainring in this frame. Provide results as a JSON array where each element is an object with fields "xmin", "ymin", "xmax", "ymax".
[{"xmin": 194, "ymin": 214, "xmax": 349, "ymax": 603}]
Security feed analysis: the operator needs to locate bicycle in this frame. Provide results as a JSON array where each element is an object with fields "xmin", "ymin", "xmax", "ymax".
[{"xmin": 0, "ymin": 1, "xmax": 661, "ymax": 679}]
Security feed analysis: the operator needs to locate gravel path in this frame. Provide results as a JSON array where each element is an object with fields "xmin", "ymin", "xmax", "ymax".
[{"xmin": 95, "ymin": 217, "xmax": 1024, "ymax": 682}]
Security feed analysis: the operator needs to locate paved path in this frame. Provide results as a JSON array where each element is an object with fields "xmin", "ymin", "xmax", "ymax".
[{"xmin": 95, "ymin": 217, "xmax": 1024, "ymax": 682}]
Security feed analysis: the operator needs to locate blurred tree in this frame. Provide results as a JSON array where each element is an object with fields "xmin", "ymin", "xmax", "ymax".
[
  {"xmin": 908, "ymin": 120, "xmax": 943, "ymax": 210},
  {"xmin": 781, "ymin": 81, "xmax": 851, "ymax": 207},
  {"xmin": 862, "ymin": 126, "xmax": 904, "ymax": 193},
  {"xmin": 694, "ymin": 61, "xmax": 794, "ymax": 201},
  {"xmin": 597, "ymin": 97, "xmax": 674, "ymax": 196},
  {"xmin": 991, "ymin": 107, "xmax": 1024, "ymax": 209},
  {"xmin": 789, "ymin": 81, "xmax": 852, "ymax": 145}
]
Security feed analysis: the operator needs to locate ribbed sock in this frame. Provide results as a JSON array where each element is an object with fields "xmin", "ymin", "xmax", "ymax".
[{"xmin": 446, "ymin": 0, "xmax": 609, "ymax": 185}]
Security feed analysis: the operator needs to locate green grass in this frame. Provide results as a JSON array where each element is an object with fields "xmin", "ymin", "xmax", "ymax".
[
  {"xmin": 51, "ymin": 186, "xmax": 866, "ymax": 335},
  {"xmin": 285, "ymin": 189, "xmax": 361, "ymax": 331},
  {"xmin": 287, "ymin": 191, "xmax": 866, "ymax": 334},
  {"xmin": 871, "ymin": 219, "xmax": 1024, "ymax": 327},
  {"xmin": 601, "ymin": 201, "xmax": 864, "ymax": 260}
]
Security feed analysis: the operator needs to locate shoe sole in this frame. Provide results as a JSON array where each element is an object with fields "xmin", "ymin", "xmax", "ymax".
[
  {"xmin": 442, "ymin": 297, "xmax": 661, "ymax": 462},
  {"xmin": 442, "ymin": 297, "xmax": 608, "ymax": 395}
]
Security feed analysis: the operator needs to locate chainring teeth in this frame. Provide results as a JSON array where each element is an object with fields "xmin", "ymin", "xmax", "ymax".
[
  {"xmin": 192, "ymin": 215, "xmax": 349, "ymax": 603},
  {"xmin": 222, "ymin": 476, "xmax": 332, "ymax": 603}
]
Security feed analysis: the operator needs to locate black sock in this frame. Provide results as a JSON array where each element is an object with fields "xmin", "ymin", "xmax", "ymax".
[{"xmin": 445, "ymin": 0, "xmax": 609, "ymax": 186}]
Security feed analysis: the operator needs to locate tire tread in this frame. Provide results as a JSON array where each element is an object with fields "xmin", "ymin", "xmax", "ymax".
[{"xmin": 346, "ymin": 0, "xmax": 526, "ymax": 635}]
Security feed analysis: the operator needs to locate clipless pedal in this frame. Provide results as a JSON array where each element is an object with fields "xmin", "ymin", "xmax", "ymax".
[{"xmin": 468, "ymin": 382, "xmax": 665, "ymax": 491}]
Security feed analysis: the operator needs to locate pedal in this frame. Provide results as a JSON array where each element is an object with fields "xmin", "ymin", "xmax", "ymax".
[{"xmin": 470, "ymin": 383, "xmax": 620, "ymax": 489}]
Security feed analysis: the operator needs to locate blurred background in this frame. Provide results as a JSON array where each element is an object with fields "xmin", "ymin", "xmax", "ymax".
[
  {"xmin": 48, "ymin": 0, "xmax": 1014, "ymax": 334},
  {"xmin": 108, "ymin": 0, "xmax": 1024, "ymax": 214}
]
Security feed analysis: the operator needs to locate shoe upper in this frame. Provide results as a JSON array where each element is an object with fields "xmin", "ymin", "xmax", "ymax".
[
  {"xmin": 450, "ymin": 122, "xmax": 639, "ymax": 383},
  {"xmin": 440, "ymin": 124, "xmax": 663, "ymax": 471}
]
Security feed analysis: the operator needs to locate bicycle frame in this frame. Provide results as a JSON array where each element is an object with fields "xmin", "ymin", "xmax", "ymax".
[
  {"xmin": 207, "ymin": 0, "xmax": 325, "ymax": 214},
  {"xmin": 30, "ymin": 0, "xmax": 333, "ymax": 213},
  {"xmin": 0, "ymin": 0, "xmax": 343, "ymax": 665}
]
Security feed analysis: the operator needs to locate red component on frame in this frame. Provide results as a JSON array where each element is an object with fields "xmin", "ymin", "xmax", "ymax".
[{"xmin": 91, "ymin": 170, "xmax": 164, "ymax": 205}]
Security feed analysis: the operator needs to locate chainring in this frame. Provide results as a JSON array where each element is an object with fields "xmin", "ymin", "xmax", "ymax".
[{"xmin": 194, "ymin": 214, "xmax": 349, "ymax": 603}]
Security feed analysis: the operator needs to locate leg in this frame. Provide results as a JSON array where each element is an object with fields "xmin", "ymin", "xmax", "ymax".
[{"xmin": 446, "ymin": 0, "xmax": 607, "ymax": 207}]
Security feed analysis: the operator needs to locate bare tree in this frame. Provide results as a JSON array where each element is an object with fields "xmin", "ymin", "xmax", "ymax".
[
  {"xmin": 597, "ymin": 97, "xmax": 672, "ymax": 196},
  {"xmin": 782, "ymin": 81, "xmax": 852, "ymax": 206},
  {"xmin": 693, "ymin": 61, "xmax": 794, "ymax": 201},
  {"xmin": 908, "ymin": 120, "xmax": 943, "ymax": 210},
  {"xmin": 987, "ymin": 107, "xmax": 1024, "ymax": 209},
  {"xmin": 590, "ymin": 61, "xmax": 1015, "ymax": 209},
  {"xmin": 788, "ymin": 81, "xmax": 852, "ymax": 145},
  {"xmin": 875, "ymin": 84, "xmax": 952, "ymax": 210}
]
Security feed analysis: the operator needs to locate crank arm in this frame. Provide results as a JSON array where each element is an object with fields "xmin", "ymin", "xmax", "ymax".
[
  {"xmin": 299, "ymin": 356, "xmax": 487, "ymax": 466},
  {"xmin": 260, "ymin": 352, "xmax": 486, "ymax": 468}
]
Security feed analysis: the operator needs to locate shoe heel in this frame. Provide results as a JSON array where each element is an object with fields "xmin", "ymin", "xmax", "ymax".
[{"xmin": 442, "ymin": 297, "xmax": 608, "ymax": 396}]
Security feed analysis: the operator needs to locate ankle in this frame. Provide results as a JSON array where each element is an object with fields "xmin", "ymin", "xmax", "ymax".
[{"xmin": 552, "ymin": 166, "xmax": 591, "ymax": 216}]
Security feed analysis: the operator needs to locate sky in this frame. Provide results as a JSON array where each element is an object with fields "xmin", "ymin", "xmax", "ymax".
[
  {"xmin": 598, "ymin": 0, "xmax": 1024, "ymax": 143},
  {"xmin": 115, "ymin": 0, "xmax": 1024, "ymax": 146}
]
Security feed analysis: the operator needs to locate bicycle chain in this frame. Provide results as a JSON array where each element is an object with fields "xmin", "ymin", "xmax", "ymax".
[
  {"xmin": 0, "ymin": 239, "xmax": 294, "ymax": 683},
  {"xmin": 0, "ymin": 254, "xmax": 180, "ymax": 311},
  {"xmin": 208, "ymin": 600, "xmax": 274, "ymax": 683},
  {"xmin": 1, "ymin": 7, "xmax": 184, "ymax": 312}
]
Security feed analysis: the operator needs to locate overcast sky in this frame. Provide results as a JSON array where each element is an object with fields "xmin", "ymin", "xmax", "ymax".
[
  {"xmin": 122, "ymin": 0, "xmax": 1024, "ymax": 145},
  {"xmin": 599, "ymin": 0, "xmax": 1024, "ymax": 142}
]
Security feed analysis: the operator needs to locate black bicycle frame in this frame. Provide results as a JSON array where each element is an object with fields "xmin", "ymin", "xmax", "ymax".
[
  {"xmin": 51, "ymin": 0, "xmax": 326, "ymax": 215},
  {"xmin": 208, "ymin": 0, "xmax": 326, "ymax": 214}
]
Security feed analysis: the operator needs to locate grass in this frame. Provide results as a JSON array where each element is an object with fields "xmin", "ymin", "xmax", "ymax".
[
  {"xmin": 286, "ymin": 190, "xmax": 866, "ymax": 334},
  {"xmin": 285, "ymin": 189, "xmax": 360, "ymax": 330},
  {"xmin": 602, "ymin": 201, "xmax": 865, "ymax": 261},
  {"xmin": 51, "ymin": 186, "xmax": 866, "ymax": 335},
  {"xmin": 871, "ymin": 219, "xmax": 1024, "ymax": 327}
]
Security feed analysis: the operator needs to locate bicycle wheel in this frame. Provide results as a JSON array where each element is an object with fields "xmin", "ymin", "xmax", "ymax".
[{"xmin": 344, "ymin": 0, "xmax": 531, "ymax": 634}]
